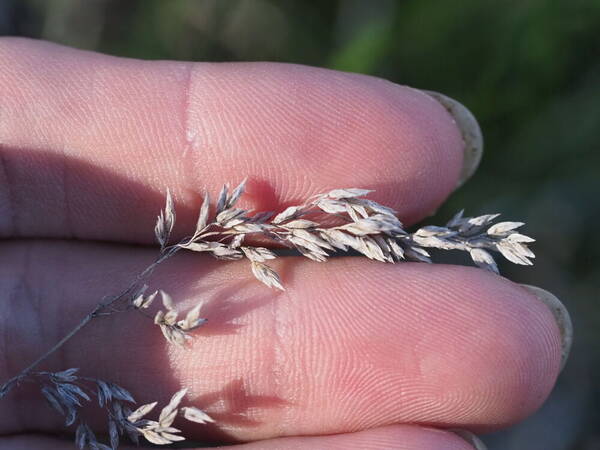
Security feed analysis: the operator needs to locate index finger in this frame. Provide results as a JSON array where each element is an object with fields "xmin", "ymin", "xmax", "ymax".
[{"xmin": 0, "ymin": 38, "xmax": 480, "ymax": 243}]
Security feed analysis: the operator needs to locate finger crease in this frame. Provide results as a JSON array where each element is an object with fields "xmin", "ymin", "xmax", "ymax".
[
  {"xmin": 271, "ymin": 292, "xmax": 287, "ymax": 435},
  {"xmin": 60, "ymin": 147, "xmax": 74, "ymax": 239},
  {"xmin": 181, "ymin": 62, "xmax": 195, "ymax": 159},
  {"xmin": 3, "ymin": 243, "xmax": 40, "ymax": 431},
  {"xmin": 0, "ymin": 148, "xmax": 17, "ymax": 236}
]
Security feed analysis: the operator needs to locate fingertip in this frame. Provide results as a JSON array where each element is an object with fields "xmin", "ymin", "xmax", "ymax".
[
  {"xmin": 185, "ymin": 64, "xmax": 465, "ymax": 223},
  {"xmin": 419, "ymin": 265, "xmax": 563, "ymax": 430},
  {"xmin": 228, "ymin": 424, "xmax": 484, "ymax": 449}
]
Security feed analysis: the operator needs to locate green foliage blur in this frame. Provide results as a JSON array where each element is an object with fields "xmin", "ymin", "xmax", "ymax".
[{"xmin": 1, "ymin": 1, "xmax": 599, "ymax": 448}]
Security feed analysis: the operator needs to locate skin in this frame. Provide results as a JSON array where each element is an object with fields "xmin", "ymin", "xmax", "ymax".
[{"xmin": 0, "ymin": 38, "xmax": 562, "ymax": 449}]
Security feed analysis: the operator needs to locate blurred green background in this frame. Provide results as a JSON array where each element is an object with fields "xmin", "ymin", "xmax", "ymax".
[{"xmin": 1, "ymin": 0, "xmax": 599, "ymax": 448}]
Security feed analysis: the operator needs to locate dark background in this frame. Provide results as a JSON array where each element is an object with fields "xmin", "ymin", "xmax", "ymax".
[{"xmin": 1, "ymin": 0, "xmax": 599, "ymax": 448}]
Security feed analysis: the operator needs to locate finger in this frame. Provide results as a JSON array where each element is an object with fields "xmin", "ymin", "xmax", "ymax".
[
  {"xmin": 0, "ymin": 242, "xmax": 561, "ymax": 442},
  {"xmin": 0, "ymin": 37, "xmax": 477, "ymax": 242},
  {"xmin": 0, "ymin": 425, "xmax": 481, "ymax": 450}
]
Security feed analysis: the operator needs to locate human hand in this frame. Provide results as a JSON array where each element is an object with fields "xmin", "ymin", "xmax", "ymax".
[{"xmin": 0, "ymin": 38, "xmax": 570, "ymax": 449}]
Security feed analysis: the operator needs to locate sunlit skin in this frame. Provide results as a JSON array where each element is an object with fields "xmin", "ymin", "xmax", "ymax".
[{"xmin": 0, "ymin": 38, "xmax": 561, "ymax": 449}]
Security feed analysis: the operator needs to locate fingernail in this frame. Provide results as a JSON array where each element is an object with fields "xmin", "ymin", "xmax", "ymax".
[
  {"xmin": 450, "ymin": 429, "xmax": 487, "ymax": 449},
  {"xmin": 423, "ymin": 91, "xmax": 483, "ymax": 187},
  {"xmin": 520, "ymin": 284, "xmax": 573, "ymax": 372}
]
